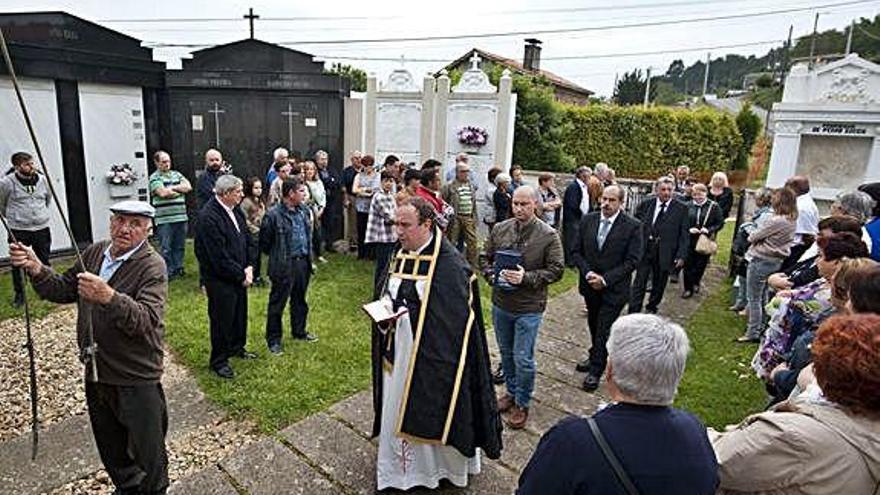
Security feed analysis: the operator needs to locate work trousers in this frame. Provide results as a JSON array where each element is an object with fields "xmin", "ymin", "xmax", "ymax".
[
  {"xmin": 85, "ymin": 381, "xmax": 168, "ymax": 495},
  {"xmin": 448, "ymin": 214, "xmax": 478, "ymax": 267},
  {"xmin": 154, "ymin": 221, "xmax": 187, "ymax": 277},
  {"xmin": 266, "ymin": 257, "xmax": 311, "ymax": 345}
]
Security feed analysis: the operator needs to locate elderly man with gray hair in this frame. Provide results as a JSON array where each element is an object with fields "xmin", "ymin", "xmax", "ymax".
[
  {"xmin": 195, "ymin": 174, "xmax": 255, "ymax": 379},
  {"xmin": 517, "ymin": 314, "xmax": 718, "ymax": 494}
]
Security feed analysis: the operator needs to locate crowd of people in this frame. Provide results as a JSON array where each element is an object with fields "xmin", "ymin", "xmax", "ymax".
[{"xmin": 3, "ymin": 144, "xmax": 880, "ymax": 494}]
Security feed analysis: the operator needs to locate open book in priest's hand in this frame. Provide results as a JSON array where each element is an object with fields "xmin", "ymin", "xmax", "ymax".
[{"xmin": 362, "ymin": 296, "xmax": 408, "ymax": 324}]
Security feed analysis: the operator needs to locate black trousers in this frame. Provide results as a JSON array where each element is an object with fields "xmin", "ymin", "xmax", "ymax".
[
  {"xmin": 585, "ymin": 292, "xmax": 625, "ymax": 377},
  {"xmin": 312, "ymin": 216, "xmax": 323, "ymax": 258},
  {"xmin": 371, "ymin": 242, "xmax": 396, "ymax": 298},
  {"xmin": 9, "ymin": 228, "xmax": 51, "ymax": 297},
  {"xmin": 356, "ymin": 211, "xmax": 371, "ymax": 259},
  {"xmin": 246, "ymin": 234, "xmax": 263, "ymax": 281},
  {"xmin": 85, "ymin": 381, "xmax": 168, "ymax": 495},
  {"xmin": 266, "ymin": 257, "xmax": 311, "ymax": 345},
  {"xmin": 629, "ymin": 241, "xmax": 671, "ymax": 312},
  {"xmin": 684, "ymin": 241, "xmax": 711, "ymax": 292},
  {"xmin": 205, "ymin": 279, "xmax": 248, "ymax": 370},
  {"xmin": 321, "ymin": 206, "xmax": 339, "ymax": 252}
]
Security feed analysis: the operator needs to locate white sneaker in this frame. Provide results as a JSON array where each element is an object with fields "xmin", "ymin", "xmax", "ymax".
[{"xmin": 318, "ymin": 256, "xmax": 328, "ymax": 263}]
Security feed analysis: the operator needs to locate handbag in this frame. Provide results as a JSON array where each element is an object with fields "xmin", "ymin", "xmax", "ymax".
[
  {"xmin": 694, "ymin": 203, "xmax": 718, "ymax": 256},
  {"xmin": 588, "ymin": 417, "xmax": 640, "ymax": 495}
]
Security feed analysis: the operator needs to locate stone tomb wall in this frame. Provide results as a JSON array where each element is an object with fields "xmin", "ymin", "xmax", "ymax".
[
  {"xmin": 359, "ymin": 56, "xmax": 516, "ymax": 193},
  {"xmin": 767, "ymin": 54, "xmax": 880, "ymax": 200}
]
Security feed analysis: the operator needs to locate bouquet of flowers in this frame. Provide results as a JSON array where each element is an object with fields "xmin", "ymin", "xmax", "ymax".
[
  {"xmin": 457, "ymin": 126, "xmax": 488, "ymax": 147},
  {"xmin": 106, "ymin": 163, "xmax": 137, "ymax": 185}
]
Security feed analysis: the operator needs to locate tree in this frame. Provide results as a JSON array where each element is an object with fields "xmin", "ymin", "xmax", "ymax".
[
  {"xmin": 325, "ymin": 63, "xmax": 367, "ymax": 92},
  {"xmin": 755, "ymin": 74, "xmax": 774, "ymax": 88},
  {"xmin": 666, "ymin": 59, "xmax": 685, "ymax": 79},
  {"xmin": 614, "ymin": 69, "xmax": 655, "ymax": 106},
  {"xmin": 653, "ymin": 80, "xmax": 685, "ymax": 106},
  {"xmin": 733, "ymin": 103, "xmax": 762, "ymax": 170}
]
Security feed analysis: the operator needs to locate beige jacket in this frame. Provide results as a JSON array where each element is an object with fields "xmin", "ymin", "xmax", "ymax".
[{"xmin": 710, "ymin": 399, "xmax": 880, "ymax": 494}]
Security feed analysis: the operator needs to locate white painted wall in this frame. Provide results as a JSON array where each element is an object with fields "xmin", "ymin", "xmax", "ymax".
[{"xmin": 0, "ymin": 76, "xmax": 71, "ymax": 258}]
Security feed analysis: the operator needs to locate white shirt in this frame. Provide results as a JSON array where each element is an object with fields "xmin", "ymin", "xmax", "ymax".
[
  {"xmin": 215, "ymin": 195, "xmax": 240, "ymax": 232},
  {"xmin": 577, "ymin": 178, "xmax": 590, "ymax": 215},
  {"xmin": 795, "ymin": 193, "xmax": 819, "ymax": 244},
  {"xmin": 652, "ymin": 198, "xmax": 671, "ymax": 224}
]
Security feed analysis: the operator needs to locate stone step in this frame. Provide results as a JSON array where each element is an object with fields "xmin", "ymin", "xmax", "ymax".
[
  {"xmin": 0, "ymin": 378, "xmax": 222, "ymax": 495},
  {"xmin": 280, "ymin": 412, "xmax": 376, "ymax": 495}
]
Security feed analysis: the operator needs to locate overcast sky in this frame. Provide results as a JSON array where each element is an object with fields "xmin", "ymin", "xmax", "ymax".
[{"xmin": 2, "ymin": 0, "xmax": 878, "ymax": 96}]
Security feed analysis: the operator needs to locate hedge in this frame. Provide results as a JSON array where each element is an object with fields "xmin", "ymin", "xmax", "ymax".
[{"xmin": 559, "ymin": 105, "xmax": 743, "ymax": 179}]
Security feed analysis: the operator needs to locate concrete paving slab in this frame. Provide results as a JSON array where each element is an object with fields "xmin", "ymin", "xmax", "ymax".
[
  {"xmin": 327, "ymin": 389, "xmax": 374, "ymax": 439},
  {"xmin": 168, "ymin": 465, "xmax": 237, "ymax": 495},
  {"xmin": 221, "ymin": 438, "xmax": 337, "ymax": 495},
  {"xmin": 532, "ymin": 375, "xmax": 606, "ymax": 417},
  {"xmin": 280, "ymin": 412, "xmax": 376, "ymax": 495}
]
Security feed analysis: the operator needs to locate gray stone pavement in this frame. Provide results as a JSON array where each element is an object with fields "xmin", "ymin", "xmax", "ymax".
[{"xmin": 1, "ymin": 266, "xmax": 724, "ymax": 494}]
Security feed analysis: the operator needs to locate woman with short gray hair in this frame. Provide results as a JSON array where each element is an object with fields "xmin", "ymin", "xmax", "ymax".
[
  {"xmin": 832, "ymin": 190, "xmax": 875, "ymax": 254},
  {"xmin": 518, "ymin": 314, "xmax": 718, "ymax": 494}
]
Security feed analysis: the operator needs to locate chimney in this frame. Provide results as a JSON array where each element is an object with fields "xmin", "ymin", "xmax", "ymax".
[{"xmin": 523, "ymin": 38, "xmax": 542, "ymax": 72}]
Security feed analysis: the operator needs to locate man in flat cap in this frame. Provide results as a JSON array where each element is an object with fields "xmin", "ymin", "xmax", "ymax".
[{"xmin": 9, "ymin": 200, "xmax": 170, "ymax": 495}]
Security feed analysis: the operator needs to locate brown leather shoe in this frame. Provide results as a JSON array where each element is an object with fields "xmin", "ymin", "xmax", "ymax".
[
  {"xmin": 504, "ymin": 405, "xmax": 529, "ymax": 430},
  {"xmin": 497, "ymin": 394, "xmax": 515, "ymax": 413}
]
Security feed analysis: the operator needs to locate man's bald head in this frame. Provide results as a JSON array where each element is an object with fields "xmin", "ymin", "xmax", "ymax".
[
  {"xmin": 512, "ymin": 185, "xmax": 538, "ymax": 223},
  {"xmin": 205, "ymin": 149, "xmax": 223, "ymax": 170}
]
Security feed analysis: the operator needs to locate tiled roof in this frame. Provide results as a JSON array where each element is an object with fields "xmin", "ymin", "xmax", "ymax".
[{"xmin": 442, "ymin": 48, "xmax": 593, "ymax": 96}]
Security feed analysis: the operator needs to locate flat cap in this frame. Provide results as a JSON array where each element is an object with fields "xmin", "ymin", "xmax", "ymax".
[{"xmin": 110, "ymin": 200, "xmax": 155, "ymax": 218}]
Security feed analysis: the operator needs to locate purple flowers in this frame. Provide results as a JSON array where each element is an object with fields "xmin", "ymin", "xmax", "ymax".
[
  {"xmin": 457, "ymin": 126, "xmax": 488, "ymax": 147},
  {"xmin": 106, "ymin": 163, "xmax": 137, "ymax": 185}
]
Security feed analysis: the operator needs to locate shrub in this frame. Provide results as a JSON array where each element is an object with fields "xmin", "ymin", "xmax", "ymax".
[{"xmin": 559, "ymin": 104, "xmax": 742, "ymax": 179}]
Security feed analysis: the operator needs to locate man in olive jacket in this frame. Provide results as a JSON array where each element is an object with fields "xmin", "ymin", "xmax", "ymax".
[
  {"xmin": 9, "ymin": 200, "xmax": 169, "ymax": 495},
  {"xmin": 482, "ymin": 186, "xmax": 565, "ymax": 429}
]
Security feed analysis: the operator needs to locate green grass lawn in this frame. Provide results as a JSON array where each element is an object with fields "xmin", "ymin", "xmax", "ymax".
[{"xmin": 675, "ymin": 221, "xmax": 767, "ymax": 428}]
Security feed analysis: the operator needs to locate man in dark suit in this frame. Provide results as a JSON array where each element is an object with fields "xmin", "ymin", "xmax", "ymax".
[
  {"xmin": 629, "ymin": 176, "xmax": 689, "ymax": 314},
  {"xmin": 572, "ymin": 185, "xmax": 644, "ymax": 392},
  {"xmin": 194, "ymin": 174, "xmax": 255, "ymax": 379},
  {"xmin": 562, "ymin": 166, "xmax": 592, "ymax": 266}
]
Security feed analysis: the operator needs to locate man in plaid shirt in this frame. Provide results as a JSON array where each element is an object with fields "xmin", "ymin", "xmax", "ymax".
[{"xmin": 366, "ymin": 170, "xmax": 398, "ymax": 296}]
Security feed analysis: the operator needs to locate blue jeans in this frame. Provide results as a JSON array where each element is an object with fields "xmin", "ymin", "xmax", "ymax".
[
  {"xmin": 493, "ymin": 305, "xmax": 543, "ymax": 409},
  {"xmin": 745, "ymin": 256, "xmax": 782, "ymax": 339},
  {"xmin": 155, "ymin": 221, "xmax": 187, "ymax": 277}
]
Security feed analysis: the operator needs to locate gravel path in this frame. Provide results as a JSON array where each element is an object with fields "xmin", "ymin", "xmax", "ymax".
[
  {"xmin": 1, "ymin": 305, "xmax": 258, "ymax": 495},
  {"xmin": 46, "ymin": 417, "xmax": 258, "ymax": 495},
  {"xmin": 0, "ymin": 307, "xmax": 189, "ymax": 444}
]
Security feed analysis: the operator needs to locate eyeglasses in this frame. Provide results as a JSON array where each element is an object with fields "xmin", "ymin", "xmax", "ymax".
[{"xmin": 111, "ymin": 216, "xmax": 149, "ymax": 232}]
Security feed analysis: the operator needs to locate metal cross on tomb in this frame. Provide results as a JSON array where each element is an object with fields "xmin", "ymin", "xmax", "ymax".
[
  {"xmin": 208, "ymin": 102, "xmax": 225, "ymax": 147},
  {"xmin": 244, "ymin": 8, "xmax": 260, "ymax": 39},
  {"xmin": 281, "ymin": 103, "xmax": 298, "ymax": 150}
]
